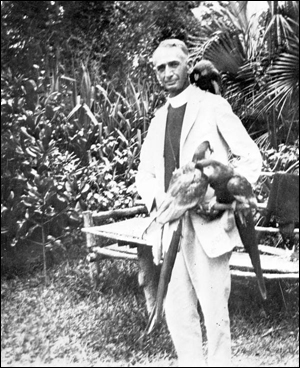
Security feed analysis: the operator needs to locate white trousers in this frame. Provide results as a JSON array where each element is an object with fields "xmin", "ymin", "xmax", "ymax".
[{"xmin": 164, "ymin": 216, "xmax": 232, "ymax": 367}]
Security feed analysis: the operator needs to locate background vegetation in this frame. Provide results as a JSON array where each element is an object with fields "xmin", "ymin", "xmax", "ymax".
[
  {"xmin": 1, "ymin": 0, "xmax": 299, "ymax": 254},
  {"xmin": 1, "ymin": 1, "xmax": 299, "ymax": 366}
]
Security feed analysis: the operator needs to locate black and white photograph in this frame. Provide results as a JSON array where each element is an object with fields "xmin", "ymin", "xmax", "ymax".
[{"xmin": 1, "ymin": 1, "xmax": 299, "ymax": 367}]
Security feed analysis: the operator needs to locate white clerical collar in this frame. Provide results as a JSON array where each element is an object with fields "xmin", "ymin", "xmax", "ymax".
[{"xmin": 168, "ymin": 84, "xmax": 193, "ymax": 108}]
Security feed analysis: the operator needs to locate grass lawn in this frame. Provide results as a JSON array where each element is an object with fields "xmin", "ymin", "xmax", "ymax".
[{"xmin": 1, "ymin": 243, "xmax": 299, "ymax": 367}]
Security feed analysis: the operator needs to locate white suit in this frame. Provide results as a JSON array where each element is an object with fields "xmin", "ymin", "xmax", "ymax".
[{"xmin": 136, "ymin": 85, "xmax": 262, "ymax": 366}]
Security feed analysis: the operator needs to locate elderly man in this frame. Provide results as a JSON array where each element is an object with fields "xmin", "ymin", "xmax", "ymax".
[{"xmin": 136, "ymin": 39, "xmax": 262, "ymax": 367}]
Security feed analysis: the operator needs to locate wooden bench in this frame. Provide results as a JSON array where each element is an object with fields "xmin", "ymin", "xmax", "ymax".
[{"xmin": 82, "ymin": 208, "xmax": 299, "ymax": 314}]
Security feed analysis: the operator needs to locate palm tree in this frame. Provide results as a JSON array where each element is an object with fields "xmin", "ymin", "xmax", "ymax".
[
  {"xmin": 188, "ymin": 1, "xmax": 299, "ymax": 148},
  {"xmin": 254, "ymin": 1, "xmax": 299, "ymax": 147}
]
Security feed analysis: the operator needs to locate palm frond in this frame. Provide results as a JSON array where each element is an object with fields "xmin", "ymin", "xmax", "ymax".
[
  {"xmin": 253, "ymin": 47, "xmax": 299, "ymax": 119},
  {"xmin": 201, "ymin": 31, "xmax": 245, "ymax": 74},
  {"xmin": 189, "ymin": 1, "xmax": 299, "ymax": 146}
]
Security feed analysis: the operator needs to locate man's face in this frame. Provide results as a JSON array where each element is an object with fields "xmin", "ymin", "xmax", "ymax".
[{"xmin": 153, "ymin": 47, "xmax": 192, "ymax": 97}]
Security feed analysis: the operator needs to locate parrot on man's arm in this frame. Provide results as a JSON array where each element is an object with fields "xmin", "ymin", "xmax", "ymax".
[
  {"xmin": 142, "ymin": 141, "xmax": 212, "ymax": 247},
  {"xmin": 144, "ymin": 160, "xmax": 208, "ymax": 229},
  {"xmin": 195, "ymin": 158, "xmax": 267, "ymax": 300}
]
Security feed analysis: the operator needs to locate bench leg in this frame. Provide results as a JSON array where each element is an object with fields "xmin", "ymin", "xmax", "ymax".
[
  {"xmin": 137, "ymin": 244, "xmax": 160, "ymax": 315},
  {"xmin": 87, "ymin": 253, "xmax": 101, "ymax": 288},
  {"xmin": 83, "ymin": 211, "xmax": 100, "ymax": 288}
]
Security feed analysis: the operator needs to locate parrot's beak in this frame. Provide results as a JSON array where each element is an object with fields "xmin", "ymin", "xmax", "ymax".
[
  {"xmin": 211, "ymin": 80, "xmax": 221, "ymax": 95},
  {"xmin": 249, "ymin": 197, "xmax": 258, "ymax": 208}
]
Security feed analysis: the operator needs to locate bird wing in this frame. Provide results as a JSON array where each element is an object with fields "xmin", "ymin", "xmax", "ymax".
[
  {"xmin": 148, "ymin": 142, "xmax": 211, "ymax": 229},
  {"xmin": 142, "ymin": 145, "xmax": 210, "ymax": 258},
  {"xmin": 227, "ymin": 175, "xmax": 257, "ymax": 207},
  {"xmin": 149, "ymin": 163, "xmax": 207, "ymax": 227}
]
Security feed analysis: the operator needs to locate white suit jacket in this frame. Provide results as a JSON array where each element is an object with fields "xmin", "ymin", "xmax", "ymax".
[{"xmin": 136, "ymin": 85, "xmax": 262, "ymax": 258}]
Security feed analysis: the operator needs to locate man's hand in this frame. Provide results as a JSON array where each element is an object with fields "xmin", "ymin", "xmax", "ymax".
[{"xmin": 194, "ymin": 195, "xmax": 223, "ymax": 220}]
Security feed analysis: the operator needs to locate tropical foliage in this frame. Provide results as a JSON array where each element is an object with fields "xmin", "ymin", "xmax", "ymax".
[
  {"xmin": 1, "ymin": 1, "xmax": 299, "ymax": 271},
  {"xmin": 189, "ymin": 1, "xmax": 299, "ymax": 148}
]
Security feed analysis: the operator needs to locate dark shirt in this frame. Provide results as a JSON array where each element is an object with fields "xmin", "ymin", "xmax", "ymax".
[{"xmin": 164, "ymin": 103, "xmax": 187, "ymax": 191}]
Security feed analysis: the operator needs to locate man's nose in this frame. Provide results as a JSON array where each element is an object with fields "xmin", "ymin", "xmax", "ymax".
[{"xmin": 165, "ymin": 65, "xmax": 174, "ymax": 77}]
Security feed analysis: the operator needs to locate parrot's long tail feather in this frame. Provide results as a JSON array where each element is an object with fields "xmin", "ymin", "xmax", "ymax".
[
  {"xmin": 235, "ymin": 212, "xmax": 267, "ymax": 300},
  {"xmin": 144, "ymin": 304, "xmax": 157, "ymax": 335},
  {"xmin": 145, "ymin": 219, "xmax": 183, "ymax": 335}
]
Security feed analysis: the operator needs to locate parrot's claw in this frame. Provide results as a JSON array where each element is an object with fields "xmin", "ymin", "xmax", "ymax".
[
  {"xmin": 231, "ymin": 200, "xmax": 247, "ymax": 226},
  {"xmin": 208, "ymin": 197, "xmax": 218, "ymax": 213},
  {"xmin": 238, "ymin": 210, "xmax": 246, "ymax": 226},
  {"xmin": 231, "ymin": 200, "xmax": 237, "ymax": 211}
]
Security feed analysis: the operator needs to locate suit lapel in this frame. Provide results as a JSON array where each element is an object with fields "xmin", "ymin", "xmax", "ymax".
[
  {"xmin": 157, "ymin": 104, "xmax": 168, "ymax": 155},
  {"xmin": 180, "ymin": 88, "xmax": 203, "ymax": 160},
  {"xmin": 157, "ymin": 87, "xmax": 205, "ymax": 168},
  {"xmin": 155, "ymin": 104, "xmax": 168, "ymax": 190}
]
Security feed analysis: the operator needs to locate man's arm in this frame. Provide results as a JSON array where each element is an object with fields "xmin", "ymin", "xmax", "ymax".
[{"xmin": 216, "ymin": 97, "xmax": 262, "ymax": 184}]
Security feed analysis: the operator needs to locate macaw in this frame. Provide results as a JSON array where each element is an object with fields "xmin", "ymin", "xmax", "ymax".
[
  {"xmin": 195, "ymin": 158, "xmax": 267, "ymax": 300},
  {"xmin": 190, "ymin": 59, "xmax": 222, "ymax": 95},
  {"xmin": 195, "ymin": 159, "xmax": 257, "ymax": 219},
  {"xmin": 142, "ymin": 141, "xmax": 212, "ymax": 241}
]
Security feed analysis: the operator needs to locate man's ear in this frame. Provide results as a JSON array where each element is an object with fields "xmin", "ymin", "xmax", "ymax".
[{"xmin": 187, "ymin": 60, "xmax": 194, "ymax": 74}]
